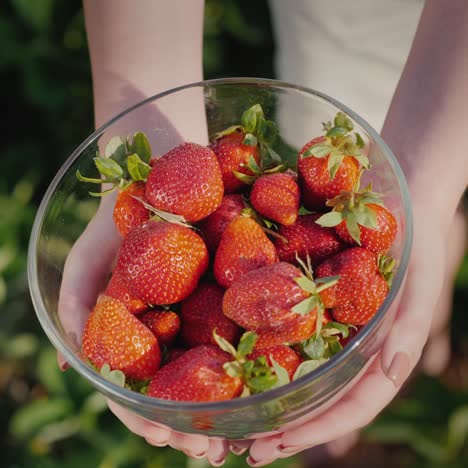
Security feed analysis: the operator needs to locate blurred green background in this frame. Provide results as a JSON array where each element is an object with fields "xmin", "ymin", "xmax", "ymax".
[{"xmin": 1, "ymin": 1, "xmax": 467, "ymax": 467}]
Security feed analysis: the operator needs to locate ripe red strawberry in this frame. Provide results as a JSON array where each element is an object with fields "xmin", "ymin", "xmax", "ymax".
[
  {"xmin": 254, "ymin": 309, "xmax": 332, "ymax": 348},
  {"xmin": 140, "ymin": 309, "xmax": 181, "ymax": 346},
  {"xmin": 275, "ymin": 213, "xmax": 344, "ymax": 266},
  {"xmin": 316, "ymin": 188, "xmax": 397, "ymax": 254},
  {"xmin": 145, "ymin": 142, "xmax": 223, "ymax": 222},
  {"xmin": 117, "ymin": 220, "xmax": 209, "ymax": 305},
  {"xmin": 113, "ymin": 182, "xmax": 150, "ymax": 237},
  {"xmin": 249, "ymin": 345, "xmax": 302, "ymax": 379},
  {"xmin": 180, "ymin": 282, "xmax": 241, "ymax": 348},
  {"xmin": 82, "ymin": 296, "xmax": 161, "ymax": 380},
  {"xmin": 223, "ymin": 262, "xmax": 333, "ymax": 331},
  {"xmin": 104, "ymin": 267, "xmax": 148, "ymax": 314},
  {"xmin": 210, "ymin": 131, "xmax": 260, "ymax": 193},
  {"xmin": 315, "ymin": 247, "xmax": 393, "ymax": 325},
  {"xmin": 146, "ymin": 345, "xmax": 243, "ymax": 401},
  {"xmin": 298, "ymin": 113, "xmax": 369, "ymax": 210},
  {"xmin": 250, "ymin": 173, "xmax": 300, "ymax": 226},
  {"xmin": 214, "ymin": 216, "xmax": 277, "ymax": 288},
  {"xmin": 198, "ymin": 194, "xmax": 245, "ymax": 253},
  {"xmin": 335, "ymin": 203, "xmax": 397, "ymax": 254}
]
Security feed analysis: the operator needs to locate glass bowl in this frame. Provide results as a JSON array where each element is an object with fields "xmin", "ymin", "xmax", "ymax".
[{"xmin": 28, "ymin": 78, "xmax": 412, "ymax": 439}]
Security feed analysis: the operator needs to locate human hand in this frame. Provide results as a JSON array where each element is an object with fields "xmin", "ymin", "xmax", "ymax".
[
  {"xmin": 57, "ymin": 194, "xmax": 230, "ymax": 467},
  {"xmin": 243, "ymin": 200, "xmax": 466, "ymax": 467}
]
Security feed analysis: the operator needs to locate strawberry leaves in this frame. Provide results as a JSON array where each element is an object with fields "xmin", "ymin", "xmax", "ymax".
[
  {"xmin": 216, "ymin": 103, "xmax": 284, "ymax": 172},
  {"xmin": 297, "ymin": 321, "xmax": 356, "ymax": 372},
  {"xmin": 316, "ymin": 187, "xmax": 385, "ymax": 244},
  {"xmin": 213, "ymin": 331, "xmax": 289, "ymax": 395},
  {"xmin": 302, "ymin": 111, "xmax": 369, "ymax": 179},
  {"xmin": 292, "ymin": 255, "xmax": 339, "ymax": 335},
  {"xmin": 378, "ymin": 254, "xmax": 396, "ymax": 288},
  {"xmin": 76, "ymin": 132, "xmax": 153, "ymax": 196},
  {"xmin": 99, "ymin": 363, "xmax": 126, "ymax": 387}
]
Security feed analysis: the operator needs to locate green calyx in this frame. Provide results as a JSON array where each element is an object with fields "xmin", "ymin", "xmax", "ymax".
[
  {"xmin": 291, "ymin": 254, "xmax": 339, "ymax": 336},
  {"xmin": 76, "ymin": 132, "xmax": 153, "ymax": 196},
  {"xmin": 216, "ymin": 103, "xmax": 286, "ymax": 175},
  {"xmin": 213, "ymin": 330, "xmax": 288, "ymax": 396},
  {"xmin": 99, "ymin": 363, "xmax": 150, "ymax": 394},
  {"xmin": 299, "ymin": 321, "xmax": 356, "ymax": 361},
  {"xmin": 129, "ymin": 194, "xmax": 189, "ymax": 227},
  {"xmin": 99, "ymin": 363, "xmax": 126, "ymax": 387},
  {"xmin": 378, "ymin": 254, "xmax": 396, "ymax": 288},
  {"xmin": 301, "ymin": 112, "xmax": 369, "ymax": 179},
  {"xmin": 316, "ymin": 185, "xmax": 384, "ymax": 244},
  {"xmin": 291, "ymin": 320, "xmax": 356, "ymax": 380}
]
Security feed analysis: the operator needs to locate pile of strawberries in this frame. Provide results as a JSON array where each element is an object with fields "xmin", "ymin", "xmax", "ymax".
[{"xmin": 77, "ymin": 106, "xmax": 397, "ymax": 401}]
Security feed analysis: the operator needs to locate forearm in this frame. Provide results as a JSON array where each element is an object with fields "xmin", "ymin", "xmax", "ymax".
[
  {"xmin": 83, "ymin": 0, "xmax": 204, "ymax": 128},
  {"xmin": 381, "ymin": 0, "xmax": 468, "ymax": 221}
]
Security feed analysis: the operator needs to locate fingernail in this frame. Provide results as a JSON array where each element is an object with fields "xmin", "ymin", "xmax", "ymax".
[
  {"xmin": 57, "ymin": 353, "xmax": 70, "ymax": 371},
  {"xmin": 151, "ymin": 441, "xmax": 168, "ymax": 447},
  {"xmin": 146, "ymin": 438, "xmax": 168, "ymax": 447},
  {"xmin": 278, "ymin": 444, "xmax": 301, "ymax": 453},
  {"xmin": 385, "ymin": 351, "xmax": 411, "ymax": 388},
  {"xmin": 246, "ymin": 457, "xmax": 272, "ymax": 467},
  {"xmin": 186, "ymin": 451, "xmax": 207, "ymax": 459},
  {"xmin": 210, "ymin": 457, "xmax": 226, "ymax": 467},
  {"xmin": 231, "ymin": 444, "xmax": 247, "ymax": 455}
]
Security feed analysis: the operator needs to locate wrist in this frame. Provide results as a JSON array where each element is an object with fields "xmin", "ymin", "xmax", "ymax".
[{"xmin": 382, "ymin": 126, "xmax": 466, "ymax": 226}]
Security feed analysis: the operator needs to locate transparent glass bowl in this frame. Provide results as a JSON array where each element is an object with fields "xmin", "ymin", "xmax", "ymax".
[{"xmin": 28, "ymin": 78, "xmax": 412, "ymax": 439}]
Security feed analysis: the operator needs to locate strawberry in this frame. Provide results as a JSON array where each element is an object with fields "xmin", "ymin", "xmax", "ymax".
[
  {"xmin": 316, "ymin": 187, "xmax": 397, "ymax": 254},
  {"xmin": 248, "ymin": 345, "xmax": 302, "ymax": 380},
  {"xmin": 336, "ymin": 203, "xmax": 397, "ymax": 254},
  {"xmin": 117, "ymin": 220, "xmax": 209, "ymax": 305},
  {"xmin": 146, "ymin": 345, "xmax": 243, "ymax": 401},
  {"xmin": 198, "ymin": 194, "xmax": 245, "ymax": 253},
  {"xmin": 298, "ymin": 112, "xmax": 369, "ymax": 210},
  {"xmin": 274, "ymin": 213, "xmax": 344, "ymax": 266},
  {"xmin": 77, "ymin": 132, "xmax": 153, "ymax": 196},
  {"xmin": 213, "ymin": 331, "xmax": 285, "ymax": 395},
  {"xmin": 210, "ymin": 131, "xmax": 260, "ymax": 193},
  {"xmin": 315, "ymin": 247, "xmax": 394, "ymax": 325},
  {"xmin": 214, "ymin": 216, "xmax": 277, "ymax": 288},
  {"xmin": 222, "ymin": 261, "xmax": 336, "ymax": 332},
  {"xmin": 255, "ymin": 311, "xmax": 321, "ymax": 348},
  {"xmin": 250, "ymin": 172, "xmax": 300, "ymax": 226},
  {"xmin": 140, "ymin": 309, "xmax": 181, "ymax": 346},
  {"xmin": 210, "ymin": 104, "xmax": 280, "ymax": 193},
  {"xmin": 112, "ymin": 182, "xmax": 150, "ymax": 237},
  {"xmin": 104, "ymin": 267, "xmax": 148, "ymax": 314},
  {"xmin": 145, "ymin": 142, "xmax": 224, "ymax": 222},
  {"xmin": 180, "ymin": 282, "xmax": 241, "ymax": 348},
  {"xmin": 82, "ymin": 296, "xmax": 161, "ymax": 380}
]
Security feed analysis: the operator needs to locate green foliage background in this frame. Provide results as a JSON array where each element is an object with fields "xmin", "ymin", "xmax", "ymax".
[{"xmin": 0, "ymin": 1, "xmax": 467, "ymax": 467}]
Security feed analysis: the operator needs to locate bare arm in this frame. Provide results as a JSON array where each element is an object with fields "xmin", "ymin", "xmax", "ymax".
[
  {"xmin": 83, "ymin": 0, "xmax": 205, "ymax": 128},
  {"xmin": 382, "ymin": 0, "xmax": 468, "ymax": 221}
]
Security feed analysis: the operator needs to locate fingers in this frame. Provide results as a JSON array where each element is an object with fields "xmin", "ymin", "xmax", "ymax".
[
  {"xmin": 107, "ymin": 400, "xmax": 171, "ymax": 443},
  {"xmin": 108, "ymin": 400, "xmax": 230, "ymax": 465},
  {"xmin": 247, "ymin": 435, "xmax": 282, "ymax": 467},
  {"xmin": 206, "ymin": 438, "xmax": 230, "ymax": 466},
  {"xmin": 168, "ymin": 432, "xmax": 210, "ymax": 458},
  {"xmin": 249, "ymin": 356, "xmax": 395, "ymax": 457},
  {"xmin": 422, "ymin": 208, "xmax": 467, "ymax": 375},
  {"xmin": 381, "ymin": 216, "xmax": 446, "ymax": 385},
  {"xmin": 230, "ymin": 439, "xmax": 252, "ymax": 455}
]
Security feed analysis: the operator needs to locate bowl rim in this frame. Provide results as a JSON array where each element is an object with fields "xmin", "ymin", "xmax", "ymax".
[{"xmin": 28, "ymin": 77, "xmax": 413, "ymax": 413}]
